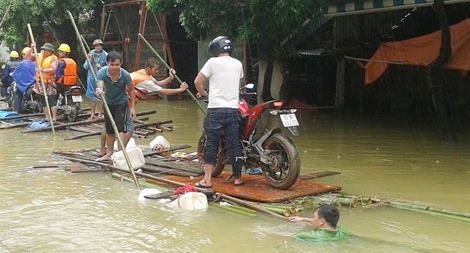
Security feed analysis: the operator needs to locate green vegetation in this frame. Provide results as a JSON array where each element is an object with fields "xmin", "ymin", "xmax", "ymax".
[
  {"xmin": 0, "ymin": 0, "xmax": 101, "ymax": 48},
  {"xmin": 146, "ymin": 0, "xmax": 322, "ymax": 100}
]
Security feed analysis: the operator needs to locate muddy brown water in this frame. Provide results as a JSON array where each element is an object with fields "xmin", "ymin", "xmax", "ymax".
[{"xmin": 0, "ymin": 98, "xmax": 469, "ymax": 252}]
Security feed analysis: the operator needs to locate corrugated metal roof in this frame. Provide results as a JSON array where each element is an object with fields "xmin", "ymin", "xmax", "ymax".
[
  {"xmin": 325, "ymin": 0, "xmax": 470, "ymax": 16},
  {"xmin": 297, "ymin": 49, "xmax": 325, "ymax": 56}
]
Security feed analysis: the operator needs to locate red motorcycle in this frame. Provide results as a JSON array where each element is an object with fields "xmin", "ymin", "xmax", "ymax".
[{"xmin": 197, "ymin": 84, "xmax": 301, "ymax": 189}]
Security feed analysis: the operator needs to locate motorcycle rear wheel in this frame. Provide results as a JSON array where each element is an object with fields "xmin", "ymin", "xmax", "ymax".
[
  {"xmin": 197, "ymin": 133, "xmax": 226, "ymax": 177},
  {"xmin": 261, "ymin": 133, "xmax": 300, "ymax": 189},
  {"xmin": 5, "ymin": 86, "xmax": 15, "ymax": 109},
  {"xmin": 66, "ymin": 100, "xmax": 79, "ymax": 122}
]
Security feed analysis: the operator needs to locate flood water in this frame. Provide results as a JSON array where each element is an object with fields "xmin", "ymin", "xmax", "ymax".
[{"xmin": 0, "ymin": 97, "xmax": 469, "ymax": 253}]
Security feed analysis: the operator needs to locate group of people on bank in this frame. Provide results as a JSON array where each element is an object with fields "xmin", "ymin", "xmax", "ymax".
[
  {"xmin": 1, "ymin": 42, "xmax": 78, "ymax": 120},
  {"xmin": 1, "ymin": 39, "xmax": 188, "ymax": 158}
]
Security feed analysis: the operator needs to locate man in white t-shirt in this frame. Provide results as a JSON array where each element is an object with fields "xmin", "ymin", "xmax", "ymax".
[{"xmin": 194, "ymin": 36, "xmax": 244, "ymax": 188}]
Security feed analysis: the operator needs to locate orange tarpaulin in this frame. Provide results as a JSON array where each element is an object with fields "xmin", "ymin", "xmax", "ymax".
[{"xmin": 365, "ymin": 18, "xmax": 470, "ymax": 85}]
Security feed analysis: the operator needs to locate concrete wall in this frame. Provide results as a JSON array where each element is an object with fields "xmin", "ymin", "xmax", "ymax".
[
  {"xmin": 257, "ymin": 60, "xmax": 283, "ymax": 101},
  {"xmin": 0, "ymin": 42, "xmax": 10, "ymax": 60}
]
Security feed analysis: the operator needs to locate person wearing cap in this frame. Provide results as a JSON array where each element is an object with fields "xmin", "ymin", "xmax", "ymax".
[
  {"xmin": 55, "ymin": 43, "xmax": 77, "ymax": 96},
  {"xmin": 1, "ymin": 50, "xmax": 20, "ymax": 98},
  {"xmin": 83, "ymin": 39, "xmax": 107, "ymax": 120},
  {"xmin": 32, "ymin": 42, "xmax": 59, "ymax": 122},
  {"xmin": 21, "ymin": 47, "xmax": 31, "ymax": 59},
  {"xmin": 12, "ymin": 47, "xmax": 36, "ymax": 113}
]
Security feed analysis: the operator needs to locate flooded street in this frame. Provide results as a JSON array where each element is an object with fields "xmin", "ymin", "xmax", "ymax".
[{"xmin": 0, "ymin": 97, "xmax": 469, "ymax": 253}]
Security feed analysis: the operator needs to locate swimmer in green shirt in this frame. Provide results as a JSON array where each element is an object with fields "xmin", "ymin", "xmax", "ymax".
[{"xmin": 289, "ymin": 204, "xmax": 349, "ymax": 242}]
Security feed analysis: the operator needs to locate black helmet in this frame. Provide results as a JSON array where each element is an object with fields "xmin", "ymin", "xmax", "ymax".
[{"xmin": 208, "ymin": 36, "xmax": 233, "ymax": 56}]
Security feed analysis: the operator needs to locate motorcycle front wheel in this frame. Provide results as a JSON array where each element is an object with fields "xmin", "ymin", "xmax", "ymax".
[
  {"xmin": 261, "ymin": 133, "xmax": 300, "ymax": 189},
  {"xmin": 197, "ymin": 133, "xmax": 227, "ymax": 177}
]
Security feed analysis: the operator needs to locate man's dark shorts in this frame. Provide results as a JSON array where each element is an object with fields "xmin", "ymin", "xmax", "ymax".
[{"xmin": 104, "ymin": 102, "xmax": 129, "ymax": 134}]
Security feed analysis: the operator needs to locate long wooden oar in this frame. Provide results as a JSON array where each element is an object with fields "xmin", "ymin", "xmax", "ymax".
[
  {"xmin": 137, "ymin": 33, "xmax": 207, "ymax": 115},
  {"xmin": 67, "ymin": 10, "xmax": 139, "ymax": 187},
  {"xmin": 27, "ymin": 23, "xmax": 55, "ymax": 135}
]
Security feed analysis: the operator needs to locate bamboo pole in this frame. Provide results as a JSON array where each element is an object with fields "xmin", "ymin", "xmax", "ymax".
[
  {"xmin": 0, "ymin": 5, "xmax": 11, "ymax": 29},
  {"xmin": 66, "ymin": 10, "xmax": 139, "ymax": 187},
  {"xmin": 80, "ymin": 34, "xmax": 91, "ymax": 52},
  {"xmin": 384, "ymin": 201, "xmax": 470, "ymax": 220},
  {"xmin": 64, "ymin": 131, "xmax": 101, "ymax": 140},
  {"xmin": 140, "ymin": 165, "xmax": 200, "ymax": 177},
  {"xmin": 137, "ymin": 33, "xmax": 207, "ymax": 115},
  {"xmin": 315, "ymin": 194, "xmax": 470, "ymax": 222},
  {"xmin": 142, "ymin": 144, "xmax": 192, "ymax": 157},
  {"xmin": 58, "ymin": 155, "xmax": 214, "ymax": 193},
  {"xmin": 344, "ymin": 55, "xmax": 412, "ymax": 66},
  {"xmin": 111, "ymin": 172, "xmax": 156, "ymax": 188},
  {"xmin": 209, "ymin": 202, "xmax": 256, "ymax": 217},
  {"xmin": 217, "ymin": 193, "xmax": 289, "ymax": 220},
  {"xmin": 22, "ymin": 117, "xmax": 104, "ymax": 133},
  {"xmin": 22, "ymin": 110, "xmax": 156, "ymax": 133},
  {"xmin": 0, "ymin": 112, "xmax": 44, "ymax": 120},
  {"xmin": 257, "ymin": 204, "xmax": 291, "ymax": 217},
  {"xmin": 0, "ymin": 121, "xmax": 32, "ymax": 129},
  {"xmin": 27, "ymin": 23, "xmax": 55, "ymax": 135}
]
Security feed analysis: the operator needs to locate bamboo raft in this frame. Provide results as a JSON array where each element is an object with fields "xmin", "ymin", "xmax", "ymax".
[
  {"xmin": 0, "ymin": 109, "xmax": 174, "ymax": 139},
  {"xmin": 37, "ymin": 149, "xmax": 470, "ymax": 222}
]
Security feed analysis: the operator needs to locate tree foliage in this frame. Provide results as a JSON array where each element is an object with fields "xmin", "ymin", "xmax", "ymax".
[
  {"xmin": 146, "ymin": 0, "xmax": 320, "ymax": 50},
  {"xmin": 146, "ymin": 0, "xmax": 322, "ymax": 101},
  {"xmin": 0, "ymin": 0, "xmax": 102, "ymax": 49}
]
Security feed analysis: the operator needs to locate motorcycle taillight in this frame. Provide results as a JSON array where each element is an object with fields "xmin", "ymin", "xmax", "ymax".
[
  {"xmin": 71, "ymin": 89, "xmax": 81, "ymax": 96},
  {"xmin": 273, "ymin": 101, "xmax": 283, "ymax": 108},
  {"xmin": 238, "ymin": 99, "xmax": 249, "ymax": 114}
]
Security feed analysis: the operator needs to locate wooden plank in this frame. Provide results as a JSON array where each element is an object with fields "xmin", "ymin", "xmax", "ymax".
[
  {"xmin": 143, "ymin": 190, "xmax": 175, "ymax": 199},
  {"xmin": 68, "ymin": 126, "xmax": 96, "ymax": 133},
  {"xmin": 144, "ymin": 158, "xmax": 203, "ymax": 174},
  {"xmin": 143, "ymin": 144, "xmax": 191, "ymax": 157},
  {"xmin": 22, "ymin": 117, "xmax": 105, "ymax": 133},
  {"xmin": 165, "ymin": 171, "xmax": 342, "ymax": 203},
  {"xmin": 0, "ymin": 121, "xmax": 33, "ymax": 129},
  {"xmin": 69, "ymin": 166, "xmax": 104, "ymax": 173},
  {"xmin": 22, "ymin": 110, "xmax": 158, "ymax": 133},
  {"xmin": 0, "ymin": 112, "xmax": 43, "ymax": 120},
  {"xmin": 141, "ymin": 165, "xmax": 201, "ymax": 177},
  {"xmin": 64, "ymin": 131, "xmax": 101, "ymax": 140}
]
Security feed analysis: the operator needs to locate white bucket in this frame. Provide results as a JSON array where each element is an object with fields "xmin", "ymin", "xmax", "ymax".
[
  {"xmin": 167, "ymin": 192, "xmax": 208, "ymax": 210},
  {"xmin": 138, "ymin": 188, "xmax": 161, "ymax": 201},
  {"xmin": 0, "ymin": 101, "xmax": 8, "ymax": 110},
  {"xmin": 150, "ymin": 135, "xmax": 170, "ymax": 152},
  {"xmin": 114, "ymin": 137, "xmax": 136, "ymax": 151},
  {"xmin": 112, "ymin": 146, "xmax": 145, "ymax": 171}
]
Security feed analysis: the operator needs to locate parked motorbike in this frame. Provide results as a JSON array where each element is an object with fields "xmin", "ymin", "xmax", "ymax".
[
  {"xmin": 56, "ymin": 85, "xmax": 82, "ymax": 122},
  {"xmin": 5, "ymin": 82, "xmax": 42, "ymax": 113},
  {"xmin": 197, "ymin": 84, "xmax": 301, "ymax": 189}
]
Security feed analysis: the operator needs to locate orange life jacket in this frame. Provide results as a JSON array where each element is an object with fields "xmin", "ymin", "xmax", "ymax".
[
  {"xmin": 128, "ymin": 69, "xmax": 151, "ymax": 104},
  {"xmin": 36, "ymin": 54, "xmax": 57, "ymax": 84},
  {"xmin": 57, "ymin": 58, "xmax": 77, "ymax": 86}
]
